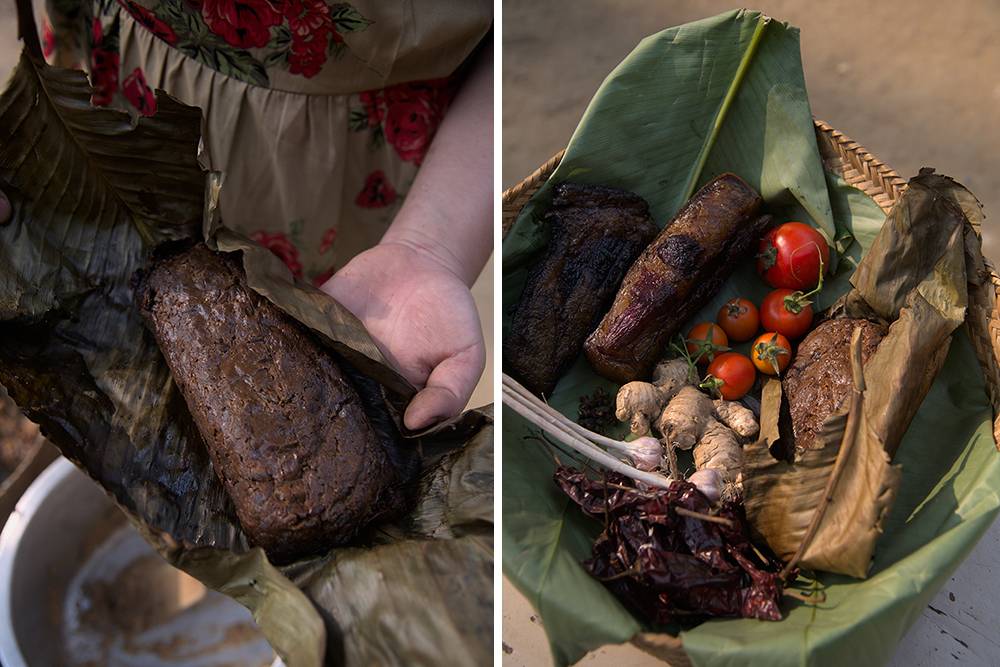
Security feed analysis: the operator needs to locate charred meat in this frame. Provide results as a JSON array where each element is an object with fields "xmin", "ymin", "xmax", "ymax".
[
  {"xmin": 504, "ymin": 183, "xmax": 657, "ymax": 395},
  {"xmin": 585, "ymin": 174, "xmax": 770, "ymax": 382}
]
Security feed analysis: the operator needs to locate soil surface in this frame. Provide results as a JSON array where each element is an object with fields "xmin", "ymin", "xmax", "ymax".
[{"xmin": 503, "ymin": 0, "xmax": 1000, "ymax": 259}]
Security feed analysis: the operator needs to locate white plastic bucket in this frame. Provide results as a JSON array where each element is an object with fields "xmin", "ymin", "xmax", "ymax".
[{"xmin": 0, "ymin": 457, "xmax": 275, "ymax": 667}]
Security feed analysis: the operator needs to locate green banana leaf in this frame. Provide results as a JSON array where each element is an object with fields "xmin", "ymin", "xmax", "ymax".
[
  {"xmin": 501, "ymin": 9, "xmax": 1000, "ymax": 667},
  {"xmin": 0, "ymin": 50, "xmax": 493, "ymax": 667}
]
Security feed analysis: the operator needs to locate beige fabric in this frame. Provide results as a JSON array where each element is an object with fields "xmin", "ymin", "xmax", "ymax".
[{"xmin": 111, "ymin": 4, "xmax": 488, "ymax": 283}]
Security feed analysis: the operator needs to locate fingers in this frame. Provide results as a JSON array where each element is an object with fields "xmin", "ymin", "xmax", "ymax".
[
  {"xmin": 0, "ymin": 191, "xmax": 10, "ymax": 224},
  {"xmin": 403, "ymin": 341, "xmax": 485, "ymax": 430}
]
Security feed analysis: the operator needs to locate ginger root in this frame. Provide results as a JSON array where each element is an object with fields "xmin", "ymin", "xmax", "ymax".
[
  {"xmin": 656, "ymin": 386, "xmax": 753, "ymax": 486},
  {"xmin": 657, "ymin": 386, "xmax": 715, "ymax": 450},
  {"xmin": 614, "ymin": 356, "xmax": 759, "ymax": 492},
  {"xmin": 651, "ymin": 358, "xmax": 691, "ymax": 392},
  {"xmin": 712, "ymin": 399, "xmax": 759, "ymax": 439},
  {"xmin": 694, "ymin": 420, "xmax": 743, "ymax": 486},
  {"xmin": 615, "ymin": 381, "xmax": 667, "ymax": 436},
  {"xmin": 616, "ymin": 359, "xmax": 693, "ymax": 436}
]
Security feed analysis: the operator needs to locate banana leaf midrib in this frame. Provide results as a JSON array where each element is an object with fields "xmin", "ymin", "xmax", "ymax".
[{"xmin": 680, "ymin": 13, "xmax": 770, "ymax": 202}]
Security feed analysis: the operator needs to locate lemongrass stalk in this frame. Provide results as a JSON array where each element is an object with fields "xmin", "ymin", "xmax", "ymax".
[
  {"xmin": 502, "ymin": 388, "xmax": 630, "ymax": 467},
  {"xmin": 502, "ymin": 386, "xmax": 672, "ymax": 489},
  {"xmin": 503, "ymin": 377, "xmax": 664, "ymax": 471},
  {"xmin": 501, "ymin": 386, "xmax": 615, "ymax": 461},
  {"xmin": 503, "ymin": 375, "xmax": 631, "ymax": 453}
]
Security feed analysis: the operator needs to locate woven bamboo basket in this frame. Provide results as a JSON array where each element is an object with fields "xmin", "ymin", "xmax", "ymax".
[{"xmin": 502, "ymin": 119, "xmax": 1000, "ymax": 666}]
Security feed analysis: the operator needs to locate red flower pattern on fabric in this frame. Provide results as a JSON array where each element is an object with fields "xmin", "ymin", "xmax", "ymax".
[
  {"xmin": 319, "ymin": 227, "xmax": 337, "ymax": 254},
  {"xmin": 283, "ymin": 0, "xmax": 329, "ymax": 35},
  {"xmin": 251, "ymin": 231, "xmax": 303, "ymax": 278},
  {"xmin": 287, "ymin": 35, "xmax": 327, "ymax": 78},
  {"xmin": 90, "ymin": 19, "xmax": 120, "ymax": 107},
  {"xmin": 355, "ymin": 170, "xmax": 397, "ymax": 208},
  {"xmin": 380, "ymin": 79, "xmax": 453, "ymax": 165},
  {"xmin": 201, "ymin": 0, "xmax": 281, "ymax": 49},
  {"xmin": 42, "ymin": 19, "xmax": 56, "ymax": 59},
  {"xmin": 312, "ymin": 265, "xmax": 336, "ymax": 287},
  {"xmin": 358, "ymin": 90, "xmax": 384, "ymax": 127},
  {"xmin": 281, "ymin": 0, "xmax": 336, "ymax": 78},
  {"xmin": 122, "ymin": 68, "xmax": 157, "ymax": 116},
  {"xmin": 121, "ymin": 0, "xmax": 179, "ymax": 45}
]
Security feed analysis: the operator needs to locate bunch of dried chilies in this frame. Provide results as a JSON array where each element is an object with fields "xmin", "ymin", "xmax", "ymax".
[{"xmin": 555, "ymin": 468, "xmax": 785, "ymax": 623}]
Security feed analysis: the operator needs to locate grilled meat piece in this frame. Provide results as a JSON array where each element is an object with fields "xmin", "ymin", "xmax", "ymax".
[
  {"xmin": 585, "ymin": 173, "xmax": 770, "ymax": 382},
  {"xmin": 136, "ymin": 244, "xmax": 406, "ymax": 561},
  {"xmin": 782, "ymin": 318, "xmax": 887, "ymax": 450},
  {"xmin": 504, "ymin": 183, "xmax": 658, "ymax": 395}
]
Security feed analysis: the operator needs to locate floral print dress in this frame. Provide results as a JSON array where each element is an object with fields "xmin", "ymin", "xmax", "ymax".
[{"xmin": 42, "ymin": 0, "xmax": 491, "ymax": 284}]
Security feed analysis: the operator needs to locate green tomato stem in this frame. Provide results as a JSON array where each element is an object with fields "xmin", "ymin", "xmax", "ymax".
[{"xmin": 784, "ymin": 252, "xmax": 825, "ymax": 313}]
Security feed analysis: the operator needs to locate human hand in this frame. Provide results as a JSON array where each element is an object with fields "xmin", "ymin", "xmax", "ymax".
[
  {"xmin": 321, "ymin": 37, "xmax": 491, "ymax": 430},
  {"xmin": 320, "ymin": 240, "xmax": 486, "ymax": 431}
]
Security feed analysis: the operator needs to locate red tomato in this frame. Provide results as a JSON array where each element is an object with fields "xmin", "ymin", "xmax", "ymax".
[
  {"xmin": 704, "ymin": 353, "xmax": 756, "ymax": 400},
  {"xmin": 716, "ymin": 297, "xmax": 760, "ymax": 342},
  {"xmin": 685, "ymin": 322, "xmax": 729, "ymax": 364},
  {"xmin": 757, "ymin": 222, "xmax": 831, "ymax": 290},
  {"xmin": 751, "ymin": 332, "xmax": 792, "ymax": 376},
  {"xmin": 760, "ymin": 289, "xmax": 813, "ymax": 340}
]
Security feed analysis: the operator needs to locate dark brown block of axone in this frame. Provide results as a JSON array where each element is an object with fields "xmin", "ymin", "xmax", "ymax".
[
  {"xmin": 136, "ymin": 244, "xmax": 406, "ymax": 562},
  {"xmin": 782, "ymin": 317, "xmax": 887, "ymax": 451}
]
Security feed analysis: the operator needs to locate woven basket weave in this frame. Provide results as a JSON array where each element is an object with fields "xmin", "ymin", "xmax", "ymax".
[{"xmin": 502, "ymin": 119, "xmax": 1000, "ymax": 666}]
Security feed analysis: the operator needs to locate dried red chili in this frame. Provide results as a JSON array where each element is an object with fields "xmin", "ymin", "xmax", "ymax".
[{"xmin": 555, "ymin": 467, "xmax": 785, "ymax": 624}]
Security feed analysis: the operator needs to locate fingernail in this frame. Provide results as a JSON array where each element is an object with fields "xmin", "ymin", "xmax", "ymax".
[
  {"xmin": 407, "ymin": 413, "xmax": 447, "ymax": 432},
  {"xmin": 424, "ymin": 414, "xmax": 448, "ymax": 428}
]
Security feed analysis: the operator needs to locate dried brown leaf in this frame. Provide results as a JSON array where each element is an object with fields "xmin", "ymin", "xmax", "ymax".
[{"xmin": 745, "ymin": 170, "xmax": 975, "ymax": 578}]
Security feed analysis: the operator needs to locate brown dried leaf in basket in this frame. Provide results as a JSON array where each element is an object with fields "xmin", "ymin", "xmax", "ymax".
[
  {"xmin": 744, "ymin": 169, "xmax": 978, "ymax": 578},
  {"xmin": 745, "ymin": 338, "xmax": 901, "ymax": 579}
]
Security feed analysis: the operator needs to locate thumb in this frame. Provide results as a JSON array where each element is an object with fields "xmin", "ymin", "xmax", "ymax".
[{"xmin": 403, "ymin": 343, "xmax": 485, "ymax": 430}]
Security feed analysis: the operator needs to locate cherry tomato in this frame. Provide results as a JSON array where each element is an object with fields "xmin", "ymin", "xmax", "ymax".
[
  {"xmin": 757, "ymin": 222, "xmax": 831, "ymax": 290},
  {"xmin": 751, "ymin": 332, "xmax": 792, "ymax": 376},
  {"xmin": 760, "ymin": 289, "xmax": 813, "ymax": 340},
  {"xmin": 716, "ymin": 297, "xmax": 760, "ymax": 342},
  {"xmin": 704, "ymin": 353, "xmax": 756, "ymax": 400},
  {"xmin": 685, "ymin": 322, "xmax": 729, "ymax": 364}
]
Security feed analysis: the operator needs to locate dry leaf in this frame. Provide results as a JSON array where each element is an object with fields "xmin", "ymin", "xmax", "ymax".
[{"xmin": 745, "ymin": 170, "xmax": 976, "ymax": 577}]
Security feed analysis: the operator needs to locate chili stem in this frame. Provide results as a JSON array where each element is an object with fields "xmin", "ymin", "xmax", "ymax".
[{"xmin": 674, "ymin": 506, "xmax": 734, "ymax": 527}]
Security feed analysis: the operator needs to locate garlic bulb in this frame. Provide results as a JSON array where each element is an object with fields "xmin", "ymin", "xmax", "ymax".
[
  {"xmin": 624, "ymin": 436, "xmax": 663, "ymax": 472},
  {"xmin": 687, "ymin": 468, "xmax": 723, "ymax": 504}
]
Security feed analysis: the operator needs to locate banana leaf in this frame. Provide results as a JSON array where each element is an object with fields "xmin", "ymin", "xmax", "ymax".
[
  {"xmin": 501, "ymin": 9, "xmax": 1000, "ymax": 667},
  {"xmin": 0, "ymin": 50, "xmax": 493, "ymax": 667}
]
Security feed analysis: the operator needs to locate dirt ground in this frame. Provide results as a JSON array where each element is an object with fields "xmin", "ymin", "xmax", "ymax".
[
  {"xmin": 503, "ymin": 0, "xmax": 1000, "ymax": 259},
  {"xmin": 503, "ymin": 1, "xmax": 1000, "ymax": 665}
]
